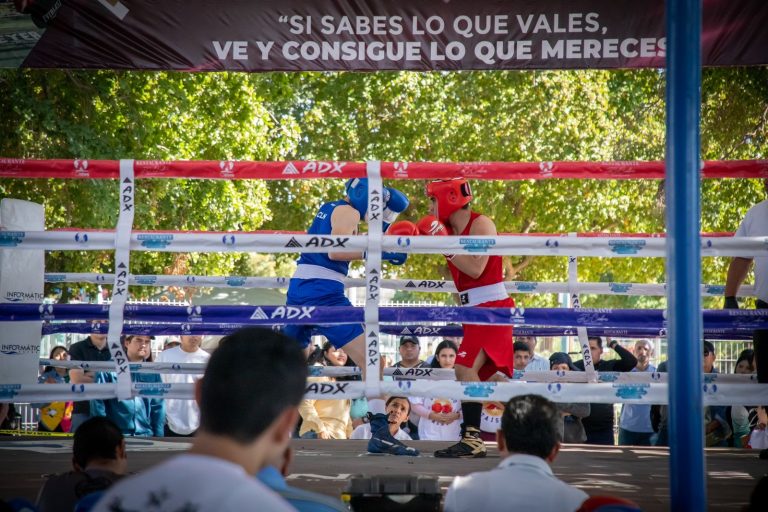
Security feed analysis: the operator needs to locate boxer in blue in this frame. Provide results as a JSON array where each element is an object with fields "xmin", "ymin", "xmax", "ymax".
[{"xmin": 284, "ymin": 178, "xmax": 412, "ymax": 374}]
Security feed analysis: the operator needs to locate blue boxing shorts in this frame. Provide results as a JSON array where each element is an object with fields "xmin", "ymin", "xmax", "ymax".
[{"xmin": 283, "ymin": 278, "xmax": 364, "ymax": 348}]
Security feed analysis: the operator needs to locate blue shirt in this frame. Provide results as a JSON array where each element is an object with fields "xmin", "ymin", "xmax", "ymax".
[
  {"xmin": 296, "ymin": 200, "xmax": 351, "ymax": 276},
  {"xmin": 257, "ymin": 466, "xmax": 348, "ymax": 512},
  {"xmin": 90, "ymin": 370, "xmax": 165, "ymax": 437},
  {"xmin": 619, "ymin": 364, "xmax": 656, "ymax": 433}
]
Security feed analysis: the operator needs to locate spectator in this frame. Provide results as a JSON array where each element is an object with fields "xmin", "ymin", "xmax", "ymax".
[
  {"xmin": 574, "ymin": 337, "xmax": 637, "ymax": 445},
  {"xmin": 298, "ymin": 342, "xmax": 352, "ymax": 439},
  {"xmin": 703, "ymin": 341, "xmax": 732, "ymax": 446},
  {"xmin": 91, "ymin": 327, "xmax": 305, "ymax": 512},
  {"xmin": 411, "ymin": 341, "xmax": 462, "ymax": 441},
  {"xmin": 730, "ymin": 349, "xmax": 758, "ymax": 447},
  {"xmin": 443, "ymin": 323, "xmax": 464, "ymax": 346},
  {"xmin": 350, "ymin": 396, "xmax": 418, "ymax": 456},
  {"xmin": 162, "ymin": 339, "xmax": 181, "ymax": 351},
  {"xmin": 36, "ymin": 416, "xmax": 127, "ymax": 512},
  {"xmin": 444, "ymin": 394, "xmax": 588, "ymax": 512},
  {"xmin": 391, "ymin": 335, "xmax": 428, "ymax": 439},
  {"xmin": 155, "ymin": 334, "xmax": 210, "ymax": 437},
  {"xmin": 90, "ymin": 335, "xmax": 165, "ymax": 438},
  {"xmin": 35, "ymin": 346, "xmax": 73, "ymax": 433},
  {"xmin": 67, "ymin": 323, "xmax": 111, "ymax": 432},
  {"xmin": 618, "ymin": 340, "xmax": 657, "ymax": 446},
  {"xmin": 257, "ymin": 446, "xmax": 348, "ymax": 512},
  {"xmin": 519, "ymin": 336, "xmax": 549, "ymax": 372},
  {"xmin": 513, "ymin": 341, "xmax": 532, "ymax": 371},
  {"xmin": 549, "ymin": 352, "xmax": 590, "ymax": 444}
]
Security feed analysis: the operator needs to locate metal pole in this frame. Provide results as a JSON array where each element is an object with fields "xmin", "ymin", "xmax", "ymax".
[{"xmin": 666, "ymin": 0, "xmax": 705, "ymax": 510}]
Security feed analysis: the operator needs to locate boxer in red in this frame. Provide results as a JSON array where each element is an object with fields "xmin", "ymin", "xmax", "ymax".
[{"xmin": 417, "ymin": 178, "xmax": 515, "ymax": 458}]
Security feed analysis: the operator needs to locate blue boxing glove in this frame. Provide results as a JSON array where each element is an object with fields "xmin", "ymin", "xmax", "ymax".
[
  {"xmin": 383, "ymin": 251, "xmax": 408, "ymax": 265},
  {"xmin": 382, "ymin": 187, "xmax": 409, "ymax": 232}
]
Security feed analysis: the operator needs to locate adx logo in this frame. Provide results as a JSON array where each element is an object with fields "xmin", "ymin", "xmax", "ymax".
[
  {"xmin": 285, "ymin": 237, "xmax": 303, "ymax": 248},
  {"xmin": 291, "ymin": 161, "xmax": 346, "ymax": 174},
  {"xmin": 250, "ymin": 306, "xmax": 315, "ymax": 320},
  {"xmin": 404, "ymin": 280, "xmax": 446, "ymax": 289}
]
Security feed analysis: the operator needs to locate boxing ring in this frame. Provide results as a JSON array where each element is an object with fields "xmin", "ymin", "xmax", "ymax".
[{"xmin": 1, "ymin": 157, "xmax": 768, "ymax": 511}]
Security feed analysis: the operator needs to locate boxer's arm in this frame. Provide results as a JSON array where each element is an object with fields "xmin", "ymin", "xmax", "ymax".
[
  {"xmin": 448, "ymin": 215, "xmax": 495, "ymax": 278},
  {"xmin": 328, "ymin": 204, "xmax": 365, "ymax": 261}
]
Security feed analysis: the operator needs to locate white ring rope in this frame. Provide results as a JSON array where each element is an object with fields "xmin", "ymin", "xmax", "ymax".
[
  {"xmin": 42, "ymin": 273, "xmax": 759, "ymax": 298},
  {"xmin": 5, "ymin": 231, "xmax": 766, "ymax": 257}
]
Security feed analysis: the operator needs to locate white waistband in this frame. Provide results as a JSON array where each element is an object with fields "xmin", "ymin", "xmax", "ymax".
[
  {"xmin": 459, "ymin": 282, "xmax": 509, "ymax": 306},
  {"xmin": 292, "ymin": 264, "xmax": 347, "ymax": 283}
]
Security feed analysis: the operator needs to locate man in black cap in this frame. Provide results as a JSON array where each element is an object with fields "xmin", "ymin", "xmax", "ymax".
[{"xmin": 390, "ymin": 335, "xmax": 428, "ymax": 438}]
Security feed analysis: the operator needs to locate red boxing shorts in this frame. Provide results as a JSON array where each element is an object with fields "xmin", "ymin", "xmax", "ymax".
[{"xmin": 454, "ymin": 297, "xmax": 515, "ymax": 381}]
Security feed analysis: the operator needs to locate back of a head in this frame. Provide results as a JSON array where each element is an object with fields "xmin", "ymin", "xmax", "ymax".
[
  {"xmin": 200, "ymin": 327, "xmax": 308, "ymax": 443},
  {"xmin": 73, "ymin": 417, "xmax": 124, "ymax": 469},
  {"xmin": 501, "ymin": 394, "xmax": 559, "ymax": 459}
]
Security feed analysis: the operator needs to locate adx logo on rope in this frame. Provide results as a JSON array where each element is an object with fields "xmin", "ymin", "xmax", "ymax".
[
  {"xmin": 282, "ymin": 161, "xmax": 346, "ymax": 175},
  {"xmin": 405, "ymin": 280, "xmax": 446, "ymax": 289},
  {"xmin": 250, "ymin": 306, "xmax": 315, "ymax": 320}
]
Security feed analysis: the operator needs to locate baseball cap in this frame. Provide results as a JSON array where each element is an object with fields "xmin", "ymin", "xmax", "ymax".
[
  {"xmin": 549, "ymin": 352, "xmax": 577, "ymax": 371},
  {"xmin": 399, "ymin": 335, "xmax": 419, "ymax": 346}
]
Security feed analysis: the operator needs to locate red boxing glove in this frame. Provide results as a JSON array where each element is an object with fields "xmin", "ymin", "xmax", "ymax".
[
  {"xmin": 416, "ymin": 216, "xmax": 454, "ymax": 260},
  {"xmin": 386, "ymin": 220, "xmax": 420, "ymax": 236},
  {"xmin": 416, "ymin": 215, "xmax": 449, "ymax": 236}
]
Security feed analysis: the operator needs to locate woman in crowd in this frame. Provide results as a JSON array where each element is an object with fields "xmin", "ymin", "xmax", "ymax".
[
  {"xmin": 36, "ymin": 346, "xmax": 73, "ymax": 432},
  {"xmin": 549, "ymin": 352, "xmax": 591, "ymax": 443},
  {"xmin": 298, "ymin": 341, "xmax": 352, "ymax": 439},
  {"xmin": 730, "ymin": 349, "xmax": 757, "ymax": 447},
  {"xmin": 410, "ymin": 340, "xmax": 462, "ymax": 441}
]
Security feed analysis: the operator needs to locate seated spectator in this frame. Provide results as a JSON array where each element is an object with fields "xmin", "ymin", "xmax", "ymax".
[
  {"xmin": 703, "ymin": 341, "xmax": 731, "ymax": 446},
  {"xmin": 35, "ymin": 345, "xmax": 73, "ymax": 433},
  {"xmin": 156, "ymin": 334, "xmax": 210, "ymax": 437},
  {"xmin": 575, "ymin": 337, "xmax": 637, "ymax": 445},
  {"xmin": 549, "ymin": 352, "xmax": 590, "ymax": 443},
  {"xmin": 411, "ymin": 341, "xmax": 462, "ymax": 441},
  {"xmin": 298, "ymin": 342, "xmax": 352, "ymax": 439},
  {"xmin": 513, "ymin": 341, "xmax": 532, "ymax": 372},
  {"xmin": 444, "ymin": 394, "xmax": 588, "ymax": 512},
  {"xmin": 90, "ymin": 335, "xmax": 165, "ymax": 437},
  {"xmin": 519, "ymin": 336, "xmax": 549, "ymax": 372},
  {"xmin": 91, "ymin": 327, "xmax": 306, "ymax": 512},
  {"xmin": 350, "ymin": 396, "xmax": 419, "ymax": 456},
  {"xmin": 729, "ymin": 349, "xmax": 757, "ymax": 447},
  {"xmin": 36, "ymin": 416, "xmax": 127, "ymax": 512},
  {"xmin": 257, "ymin": 447, "xmax": 348, "ymax": 512}
]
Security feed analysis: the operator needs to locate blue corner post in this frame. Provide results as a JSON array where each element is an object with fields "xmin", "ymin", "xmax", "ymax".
[{"xmin": 666, "ymin": 0, "xmax": 705, "ymax": 510}]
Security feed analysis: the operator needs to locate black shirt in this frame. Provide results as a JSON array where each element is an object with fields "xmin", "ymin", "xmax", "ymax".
[
  {"xmin": 574, "ymin": 344, "xmax": 638, "ymax": 433},
  {"xmin": 68, "ymin": 336, "xmax": 112, "ymax": 415}
]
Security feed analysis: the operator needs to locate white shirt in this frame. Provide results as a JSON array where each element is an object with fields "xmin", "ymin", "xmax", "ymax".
[
  {"xmin": 91, "ymin": 454, "xmax": 295, "ymax": 512},
  {"xmin": 156, "ymin": 346, "xmax": 210, "ymax": 434},
  {"xmin": 735, "ymin": 199, "xmax": 768, "ymax": 302},
  {"xmin": 410, "ymin": 396, "xmax": 462, "ymax": 441},
  {"xmin": 444, "ymin": 454, "xmax": 588, "ymax": 512},
  {"xmin": 526, "ymin": 353, "xmax": 550, "ymax": 372},
  {"xmin": 350, "ymin": 423, "xmax": 412, "ymax": 441}
]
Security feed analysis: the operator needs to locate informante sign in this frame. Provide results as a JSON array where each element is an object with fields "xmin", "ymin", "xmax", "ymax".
[{"xmin": 2, "ymin": 0, "xmax": 767, "ymax": 71}]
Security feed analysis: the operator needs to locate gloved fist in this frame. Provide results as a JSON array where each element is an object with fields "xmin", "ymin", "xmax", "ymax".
[
  {"xmin": 382, "ymin": 187, "xmax": 409, "ymax": 231},
  {"xmin": 416, "ymin": 216, "xmax": 454, "ymax": 260},
  {"xmin": 416, "ymin": 215, "xmax": 449, "ymax": 236},
  {"xmin": 383, "ymin": 251, "xmax": 407, "ymax": 265},
  {"xmin": 386, "ymin": 220, "xmax": 420, "ymax": 236},
  {"xmin": 724, "ymin": 296, "xmax": 739, "ymax": 309}
]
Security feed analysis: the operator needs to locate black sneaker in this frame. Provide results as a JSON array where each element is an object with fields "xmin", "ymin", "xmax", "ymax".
[{"xmin": 434, "ymin": 426, "xmax": 486, "ymax": 458}]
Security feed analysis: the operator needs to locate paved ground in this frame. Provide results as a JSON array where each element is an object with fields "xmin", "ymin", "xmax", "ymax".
[{"xmin": 0, "ymin": 436, "xmax": 765, "ymax": 511}]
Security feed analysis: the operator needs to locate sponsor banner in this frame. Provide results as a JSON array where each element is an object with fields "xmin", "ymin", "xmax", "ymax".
[
  {"xmin": 2, "ymin": 159, "xmax": 768, "ymax": 180},
  {"xmin": 0, "ymin": 199, "xmax": 44, "ymax": 385},
  {"xmin": 3, "ymin": 1, "xmax": 767, "ymax": 71},
  {"xmin": 379, "ymin": 381, "xmax": 768, "ymax": 405}
]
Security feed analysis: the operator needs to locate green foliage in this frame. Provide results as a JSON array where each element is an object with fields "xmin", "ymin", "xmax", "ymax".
[{"xmin": 1, "ymin": 68, "xmax": 766, "ymax": 304}]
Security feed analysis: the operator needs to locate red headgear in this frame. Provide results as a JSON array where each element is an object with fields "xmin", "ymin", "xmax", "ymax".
[{"xmin": 426, "ymin": 179, "xmax": 473, "ymax": 223}]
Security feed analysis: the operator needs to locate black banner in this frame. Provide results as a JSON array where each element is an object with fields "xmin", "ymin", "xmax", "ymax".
[{"xmin": 1, "ymin": 0, "xmax": 767, "ymax": 71}]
